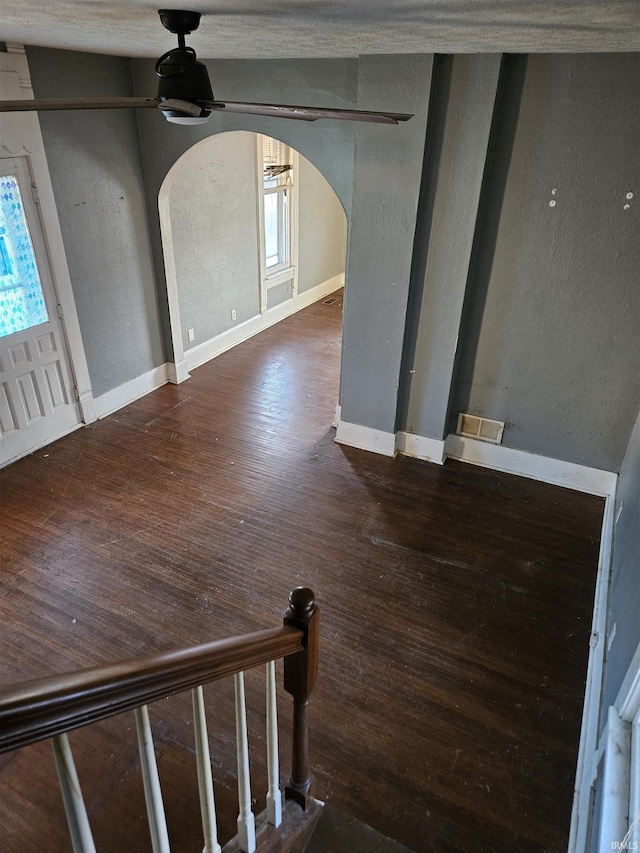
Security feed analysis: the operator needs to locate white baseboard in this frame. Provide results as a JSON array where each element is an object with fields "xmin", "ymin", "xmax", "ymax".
[
  {"xmin": 167, "ymin": 358, "xmax": 190, "ymax": 385},
  {"xmin": 94, "ymin": 363, "xmax": 170, "ymax": 419},
  {"xmin": 335, "ymin": 418, "xmax": 618, "ymax": 851},
  {"xmin": 77, "ymin": 389, "xmax": 98, "ymax": 425},
  {"xmin": 334, "ymin": 420, "xmax": 396, "ymax": 457},
  {"xmin": 396, "ymin": 432, "xmax": 446, "ymax": 464},
  {"xmin": 93, "ymin": 275, "xmax": 343, "ymax": 419},
  {"xmin": 184, "ymin": 274, "xmax": 345, "ymax": 373},
  {"xmin": 444, "ymin": 434, "xmax": 617, "ymax": 497},
  {"xmin": 336, "ymin": 422, "xmax": 617, "ymax": 498}
]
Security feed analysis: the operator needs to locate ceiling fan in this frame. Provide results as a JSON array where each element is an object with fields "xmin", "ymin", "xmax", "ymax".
[{"xmin": 0, "ymin": 9, "xmax": 413, "ymax": 126}]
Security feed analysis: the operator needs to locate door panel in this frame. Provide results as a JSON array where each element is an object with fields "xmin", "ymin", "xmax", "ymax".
[{"xmin": 0, "ymin": 156, "xmax": 81, "ymax": 466}]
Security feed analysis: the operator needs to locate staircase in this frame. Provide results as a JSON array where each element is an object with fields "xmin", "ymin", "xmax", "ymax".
[
  {"xmin": 0, "ymin": 587, "xmax": 412, "ymax": 853},
  {"xmin": 299, "ymin": 805, "xmax": 413, "ymax": 852}
]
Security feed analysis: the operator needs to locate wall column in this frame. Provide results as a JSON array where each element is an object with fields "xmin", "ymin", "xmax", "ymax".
[
  {"xmin": 336, "ymin": 54, "xmax": 433, "ymax": 455},
  {"xmin": 400, "ymin": 54, "xmax": 502, "ymax": 446}
]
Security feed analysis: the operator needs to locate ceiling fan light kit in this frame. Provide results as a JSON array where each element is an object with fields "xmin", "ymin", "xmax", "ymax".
[{"xmin": 0, "ymin": 10, "xmax": 413, "ymax": 127}]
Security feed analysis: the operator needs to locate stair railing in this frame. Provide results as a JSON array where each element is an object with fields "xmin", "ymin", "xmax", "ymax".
[{"xmin": 0, "ymin": 587, "xmax": 319, "ymax": 853}]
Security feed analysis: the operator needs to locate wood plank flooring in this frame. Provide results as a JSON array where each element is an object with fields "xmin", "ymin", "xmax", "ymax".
[{"xmin": 0, "ymin": 291, "xmax": 603, "ymax": 853}]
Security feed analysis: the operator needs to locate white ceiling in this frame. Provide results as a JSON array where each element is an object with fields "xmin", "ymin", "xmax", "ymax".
[{"xmin": 0, "ymin": 1, "xmax": 638, "ymax": 59}]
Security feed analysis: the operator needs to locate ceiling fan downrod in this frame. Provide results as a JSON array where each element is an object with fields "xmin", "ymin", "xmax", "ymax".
[{"xmin": 156, "ymin": 9, "xmax": 213, "ymax": 124}]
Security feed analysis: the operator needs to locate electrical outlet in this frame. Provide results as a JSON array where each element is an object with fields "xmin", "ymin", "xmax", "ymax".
[
  {"xmin": 231, "ymin": 309, "xmax": 237, "ymax": 322},
  {"xmin": 188, "ymin": 328, "xmax": 195, "ymax": 342}
]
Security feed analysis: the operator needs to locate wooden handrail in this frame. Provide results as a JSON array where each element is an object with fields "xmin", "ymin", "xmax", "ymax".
[{"xmin": 0, "ymin": 625, "xmax": 304, "ymax": 754}]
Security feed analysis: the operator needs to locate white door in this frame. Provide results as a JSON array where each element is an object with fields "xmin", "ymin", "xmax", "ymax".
[{"xmin": 0, "ymin": 156, "xmax": 82, "ymax": 467}]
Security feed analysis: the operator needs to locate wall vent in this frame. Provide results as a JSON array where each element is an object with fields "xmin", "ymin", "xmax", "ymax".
[{"xmin": 457, "ymin": 412, "xmax": 505, "ymax": 444}]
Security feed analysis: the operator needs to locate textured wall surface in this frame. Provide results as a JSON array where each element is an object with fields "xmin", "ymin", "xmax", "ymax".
[
  {"xmin": 602, "ymin": 410, "xmax": 640, "ymax": 713},
  {"xmin": 340, "ymin": 53, "xmax": 433, "ymax": 434},
  {"xmin": 451, "ymin": 54, "xmax": 640, "ymax": 472},
  {"xmin": 26, "ymin": 47, "xmax": 164, "ymax": 397},
  {"xmin": 132, "ymin": 57, "xmax": 357, "ymax": 360},
  {"xmin": 133, "ymin": 57, "xmax": 358, "ymax": 215},
  {"xmin": 267, "ymin": 279, "xmax": 293, "ymax": 309},
  {"xmin": 163, "ymin": 132, "xmax": 346, "ymax": 352},
  {"xmin": 24, "ymin": 48, "xmax": 640, "ymax": 481},
  {"xmin": 167, "ymin": 132, "xmax": 261, "ymax": 349},
  {"xmin": 298, "ymin": 155, "xmax": 347, "ymax": 295},
  {"xmin": 400, "ymin": 53, "xmax": 502, "ymax": 440}
]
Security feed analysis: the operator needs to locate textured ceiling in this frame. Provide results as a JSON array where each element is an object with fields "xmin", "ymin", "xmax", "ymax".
[{"xmin": 0, "ymin": 0, "xmax": 638, "ymax": 58}]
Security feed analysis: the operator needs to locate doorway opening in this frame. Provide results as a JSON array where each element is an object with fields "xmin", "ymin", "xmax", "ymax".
[
  {"xmin": 158, "ymin": 131, "xmax": 347, "ymax": 404},
  {"xmin": 0, "ymin": 157, "xmax": 84, "ymax": 467}
]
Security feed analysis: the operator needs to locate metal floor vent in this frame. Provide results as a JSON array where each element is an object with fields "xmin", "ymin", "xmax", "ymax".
[
  {"xmin": 457, "ymin": 412, "xmax": 505, "ymax": 444},
  {"xmin": 323, "ymin": 297, "xmax": 339, "ymax": 305}
]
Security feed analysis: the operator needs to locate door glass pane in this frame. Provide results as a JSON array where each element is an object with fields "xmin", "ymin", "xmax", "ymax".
[{"xmin": 0, "ymin": 175, "xmax": 49, "ymax": 338}]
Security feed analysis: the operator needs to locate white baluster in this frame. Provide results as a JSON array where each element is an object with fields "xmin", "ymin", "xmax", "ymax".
[
  {"xmin": 265, "ymin": 661, "xmax": 282, "ymax": 827},
  {"xmin": 52, "ymin": 733, "xmax": 97, "ymax": 853},
  {"xmin": 135, "ymin": 705, "xmax": 171, "ymax": 853},
  {"xmin": 191, "ymin": 686, "xmax": 223, "ymax": 853},
  {"xmin": 234, "ymin": 672, "xmax": 256, "ymax": 853}
]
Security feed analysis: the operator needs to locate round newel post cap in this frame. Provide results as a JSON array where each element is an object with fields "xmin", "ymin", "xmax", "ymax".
[{"xmin": 289, "ymin": 587, "xmax": 315, "ymax": 615}]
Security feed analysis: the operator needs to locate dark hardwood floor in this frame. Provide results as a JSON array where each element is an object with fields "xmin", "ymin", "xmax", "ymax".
[{"xmin": 0, "ymin": 291, "xmax": 603, "ymax": 853}]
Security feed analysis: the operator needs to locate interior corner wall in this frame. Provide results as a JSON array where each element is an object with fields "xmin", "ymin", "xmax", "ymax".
[
  {"xmin": 450, "ymin": 54, "xmax": 640, "ymax": 473},
  {"xmin": 601, "ymin": 408, "xmax": 640, "ymax": 713},
  {"xmin": 25, "ymin": 47, "xmax": 164, "ymax": 398},
  {"xmin": 400, "ymin": 53, "xmax": 503, "ymax": 441}
]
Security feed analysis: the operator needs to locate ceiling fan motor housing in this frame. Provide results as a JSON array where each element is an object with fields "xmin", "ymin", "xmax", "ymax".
[{"xmin": 156, "ymin": 48, "xmax": 214, "ymax": 117}]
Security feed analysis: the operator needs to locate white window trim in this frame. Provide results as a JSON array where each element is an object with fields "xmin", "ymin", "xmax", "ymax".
[{"xmin": 256, "ymin": 137, "xmax": 299, "ymax": 313}]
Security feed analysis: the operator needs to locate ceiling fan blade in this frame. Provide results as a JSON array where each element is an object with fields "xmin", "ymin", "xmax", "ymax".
[
  {"xmin": 158, "ymin": 98, "xmax": 209, "ymax": 117},
  {"xmin": 0, "ymin": 97, "xmax": 160, "ymax": 113},
  {"xmin": 210, "ymin": 101, "xmax": 413, "ymax": 124}
]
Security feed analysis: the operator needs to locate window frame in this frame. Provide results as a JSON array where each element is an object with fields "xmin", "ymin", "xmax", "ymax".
[{"xmin": 256, "ymin": 136, "xmax": 299, "ymax": 313}]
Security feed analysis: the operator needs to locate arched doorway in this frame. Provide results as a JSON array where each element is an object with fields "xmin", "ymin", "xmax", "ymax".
[{"xmin": 158, "ymin": 131, "xmax": 347, "ymax": 389}]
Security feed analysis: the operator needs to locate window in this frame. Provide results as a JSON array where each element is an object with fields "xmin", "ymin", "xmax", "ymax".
[{"xmin": 258, "ymin": 137, "xmax": 298, "ymax": 310}]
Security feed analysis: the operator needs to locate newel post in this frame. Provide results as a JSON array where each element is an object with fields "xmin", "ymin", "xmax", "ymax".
[{"xmin": 283, "ymin": 587, "xmax": 319, "ymax": 810}]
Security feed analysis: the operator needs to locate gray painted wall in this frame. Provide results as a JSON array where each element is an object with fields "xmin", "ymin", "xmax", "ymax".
[
  {"xmin": 268, "ymin": 279, "xmax": 293, "ymax": 309},
  {"xmin": 340, "ymin": 54, "xmax": 433, "ymax": 434},
  {"xmin": 450, "ymin": 54, "xmax": 640, "ymax": 472},
  {"xmin": 131, "ymin": 57, "xmax": 358, "ymax": 359},
  {"xmin": 164, "ymin": 132, "xmax": 346, "ymax": 352},
  {"xmin": 167, "ymin": 132, "xmax": 261, "ymax": 349},
  {"xmin": 132, "ymin": 57, "xmax": 359, "ymax": 214},
  {"xmin": 602, "ymin": 408, "xmax": 640, "ymax": 713},
  {"xmin": 26, "ymin": 48, "xmax": 164, "ymax": 397},
  {"xmin": 298, "ymin": 155, "xmax": 347, "ymax": 295},
  {"xmin": 24, "ymin": 48, "xmax": 640, "ymax": 485},
  {"xmin": 400, "ymin": 53, "xmax": 502, "ymax": 440}
]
